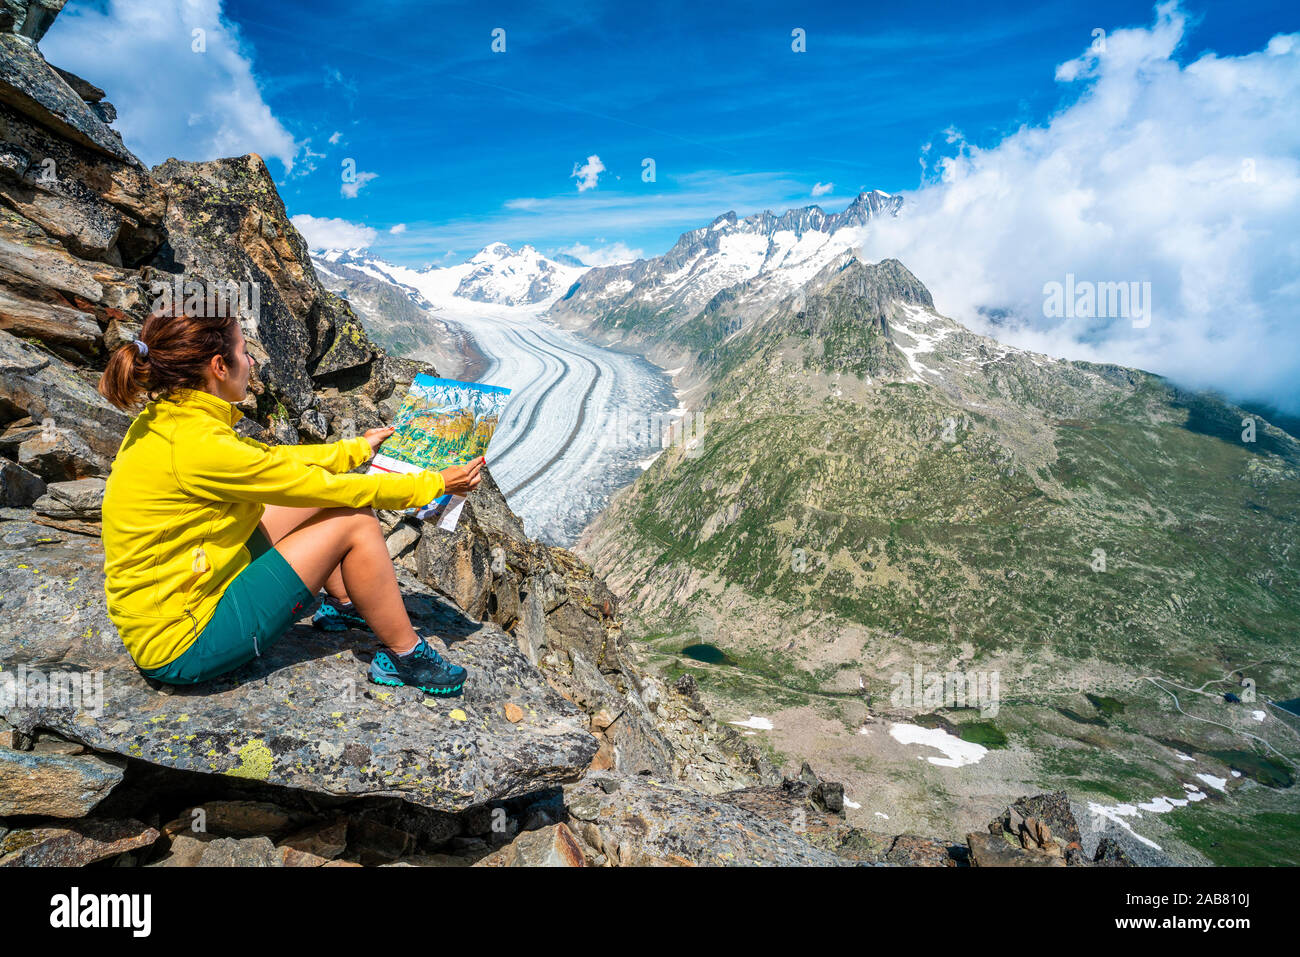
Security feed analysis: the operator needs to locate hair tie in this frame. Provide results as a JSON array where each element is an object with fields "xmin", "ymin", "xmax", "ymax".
[{"xmin": 133, "ymin": 338, "xmax": 149, "ymax": 358}]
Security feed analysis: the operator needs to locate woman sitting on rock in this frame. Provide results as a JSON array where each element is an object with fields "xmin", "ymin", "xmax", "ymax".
[{"xmin": 96, "ymin": 303, "xmax": 483, "ymax": 696}]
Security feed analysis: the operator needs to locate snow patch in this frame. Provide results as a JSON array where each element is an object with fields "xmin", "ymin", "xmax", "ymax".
[
  {"xmin": 1086, "ymin": 802, "xmax": 1163, "ymax": 851},
  {"xmin": 1138, "ymin": 795, "xmax": 1190, "ymax": 813},
  {"xmin": 888, "ymin": 723, "xmax": 987, "ymax": 768}
]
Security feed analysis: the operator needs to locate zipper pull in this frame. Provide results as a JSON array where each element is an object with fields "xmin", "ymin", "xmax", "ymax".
[{"xmin": 191, "ymin": 546, "xmax": 209, "ymax": 573}]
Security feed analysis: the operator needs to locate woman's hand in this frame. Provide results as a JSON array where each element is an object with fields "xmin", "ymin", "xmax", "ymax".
[
  {"xmin": 439, "ymin": 456, "xmax": 485, "ymax": 496},
  {"xmin": 363, "ymin": 426, "xmax": 395, "ymax": 456}
]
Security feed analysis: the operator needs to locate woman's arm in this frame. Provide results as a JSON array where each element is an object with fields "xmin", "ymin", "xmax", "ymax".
[
  {"xmin": 173, "ymin": 424, "xmax": 444, "ymax": 509},
  {"xmin": 232, "ymin": 434, "xmax": 373, "ymax": 474}
]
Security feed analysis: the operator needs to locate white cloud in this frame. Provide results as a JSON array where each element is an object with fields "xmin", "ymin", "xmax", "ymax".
[
  {"xmin": 42, "ymin": 0, "xmax": 299, "ymax": 173},
  {"xmin": 571, "ymin": 154, "xmax": 605, "ymax": 191},
  {"xmin": 328, "ymin": 130, "xmax": 343, "ymax": 145},
  {"xmin": 290, "ymin": 214, "xmax": 377, "ymax": 251},
  {"xmin": 811, "ymin": 181, "xmax": 834, "ymax": 197},
  {"xmin": 558, "ymin": 241, "xmax": 644, "ymax": 266},
  {"xmin": 858, "ymin": 1, "xmax": 1300, "ymax": 413},
  {"xmin": 389, "ymin": 223, "xmax": 407, "ymax": 234},
  {"xmin": 340, "ymin": 170, "xmax": 378, "ymax": 199}
]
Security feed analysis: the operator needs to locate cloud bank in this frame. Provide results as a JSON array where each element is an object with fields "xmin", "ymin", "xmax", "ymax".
[
  {"xmin": 559, "ymin": 241, "xmax": 644, "ymax": 266},
  {"xmin": 290, "ymin": 214, "xmax": 377, "ymax": 250},
  {"xmin": 858, "ymin": 1, "xmax": 1300, "ymax": 413},
  {"xmin": 42, "ymin": 0, "xmax": 299, "ymax": 173}
]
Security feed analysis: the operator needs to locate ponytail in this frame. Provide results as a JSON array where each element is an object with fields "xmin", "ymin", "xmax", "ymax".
[{"xmin": 98, "ymin": 338, "xmax": 151, "ymax": 410}]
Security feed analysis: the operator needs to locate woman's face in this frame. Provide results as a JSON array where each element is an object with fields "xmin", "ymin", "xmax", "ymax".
[{"xmin": 211, "ymin": 322, "xmax": 255, "ymax": 402}]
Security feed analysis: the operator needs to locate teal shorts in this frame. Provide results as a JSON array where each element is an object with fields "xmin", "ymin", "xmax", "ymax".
[{"xmin": 142, "ymin": 525, "xmax": 314, "ymax": 685}]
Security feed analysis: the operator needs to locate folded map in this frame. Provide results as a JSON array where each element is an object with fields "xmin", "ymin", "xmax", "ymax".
[{"xmin": 366, "ymin": 374, "xmax": 511, "ymax": 531}]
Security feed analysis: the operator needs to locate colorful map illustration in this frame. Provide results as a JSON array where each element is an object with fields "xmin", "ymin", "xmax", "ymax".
[
  {"xmin": 376, "ymin": 375, "xmax": 510, "ymax": 470},
  {"xmin": 366, "ymin": 374, "xmax": 511, "ymax": 529}
]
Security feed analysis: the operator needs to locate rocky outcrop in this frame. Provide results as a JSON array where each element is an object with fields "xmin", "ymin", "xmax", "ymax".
[
  {"xmin": 966, "ymin": 792, "xmax": 1134, "ymax": 868},
  {"xmin": 560, "ymin": 772, "xmax": 849, "ymax": 866},
  {"xmin": 151, "ymin": 154, "xmax": 393, "ymax": 421},
  {"xmin": 0, "ymin": 520, "xmax": 597, "ymax": 811}
]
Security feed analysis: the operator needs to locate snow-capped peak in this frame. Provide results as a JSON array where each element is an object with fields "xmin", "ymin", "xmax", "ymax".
[
  {"xmin": 471, "ymin": 242, "xmax": 515, "ymax": 263},
  {"xmin": 311, "ymin": 241, "xmax": 591, "ymax": 312},
  {"xmin": 550, "ymin": 189, "xmax": 905, "ymax": 322},
  {"xmin": 318, "ymin": 246, "xmax": 372, "ymax": 264}
]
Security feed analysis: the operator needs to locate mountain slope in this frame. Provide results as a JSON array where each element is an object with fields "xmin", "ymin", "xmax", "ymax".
[
  {"xmin": 312, "ymin": 254, "xmax": 480, "ymax": 377},
  {"xmin": 571, "ymin": 251, "xmax": 1300, "ymax": 862}
]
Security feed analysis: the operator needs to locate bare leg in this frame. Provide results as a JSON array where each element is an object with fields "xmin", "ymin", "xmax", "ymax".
[
  {"xmin": 259, "ymin": 504, "xmax": 349, "ymax": 603},
  {"xmin": 269, "ymin": 506, "xmax": 418, "ymax": 654}
]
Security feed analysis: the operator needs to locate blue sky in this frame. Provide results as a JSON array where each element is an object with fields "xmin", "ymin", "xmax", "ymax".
[
  {"xmin": 43, "ymin": 0, "xmax": 1296, "ymax": 267},
  {"xmin": 41, "ymin": 1, "xmax": 1300, "ymax": 411}
]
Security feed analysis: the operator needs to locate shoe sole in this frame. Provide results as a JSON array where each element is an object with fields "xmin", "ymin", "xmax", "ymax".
[{"xmin": 368, "ymin": 673, "xmax": 464, "ymax": 695}]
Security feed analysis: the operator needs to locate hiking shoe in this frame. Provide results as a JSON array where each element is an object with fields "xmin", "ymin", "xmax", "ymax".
[
  {"xmin": 369, "ymin": 638, "xmax": 466, "ymax": 696},
  {"xmin": 312, "ymin": 597, "xmax": 371, "ymax": 632}
]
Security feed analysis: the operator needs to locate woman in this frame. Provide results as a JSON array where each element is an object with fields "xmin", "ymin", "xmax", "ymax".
[{"xmin": 97, "ymin": 304, "xmax": 484, "ymax": 696}]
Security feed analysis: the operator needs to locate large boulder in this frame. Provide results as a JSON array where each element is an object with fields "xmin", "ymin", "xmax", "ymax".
[
  {"xmin": 31, "ymin": 474, "xmax": 102, "ymax": 517},
  {"xmin": 0, "ymin": 816, "xmax": 157, "ymax": 866},
  {"xmin": 0, "ymin": 744, "xmax": 124, "ymax": 816},
  {"xmin": 0, "ymin": 454, "xmax": 42, "ymax": 504},
  {"xmin": 474, "ymin": 821, "xmax": 586, "ymax": 867},
  {"xmin": 0, "ymin": 30, "xmax": 135, "ymax": 164},
  {"xmin": 0, "ymin": 518, "xmax": 599, "ymax": 812},
  {"xmin": 0, "ymin": 329, "xmax": 129, "ymax": 470}
]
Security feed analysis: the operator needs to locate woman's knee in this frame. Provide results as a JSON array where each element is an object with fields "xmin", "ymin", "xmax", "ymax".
[
  {"xmin": 320, "ymin": 505, "xmax": 376, "ymax": 521},
  {"xmin": 324, "ymin": 505, "xmax": 379, "ymax": 538}
]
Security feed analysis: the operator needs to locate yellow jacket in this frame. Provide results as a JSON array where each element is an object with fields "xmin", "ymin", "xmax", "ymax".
[{"xmin": 101, "ymin": 387, "xmax": 445, "ymax": 671}]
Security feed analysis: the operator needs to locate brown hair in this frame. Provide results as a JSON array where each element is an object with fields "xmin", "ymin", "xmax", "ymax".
[{"xmin": 97, "ymin": 302, "xmax": 243, "ymax": 411}]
